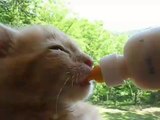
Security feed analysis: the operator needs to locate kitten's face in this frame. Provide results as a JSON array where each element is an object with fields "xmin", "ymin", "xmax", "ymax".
[{"xmin": 0, "ymin": 25, "xmax": 93, "ymax": 105}]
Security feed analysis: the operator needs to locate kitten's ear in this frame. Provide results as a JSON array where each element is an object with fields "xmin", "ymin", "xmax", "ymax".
[{"xmin": 0, "ymin": 24, "xmax": 17, "ymax": 58}]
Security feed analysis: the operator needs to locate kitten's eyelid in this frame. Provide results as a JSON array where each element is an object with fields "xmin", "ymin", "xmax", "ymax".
[{"xmin": 48, "ymin": 45, "xmax": 70, "ymax": 54}]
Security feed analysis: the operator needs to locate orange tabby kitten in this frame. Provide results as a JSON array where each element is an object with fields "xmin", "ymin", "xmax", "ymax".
[{"xmin": 0, "ymin": 24, "xmax": 101, "ymax": 120}]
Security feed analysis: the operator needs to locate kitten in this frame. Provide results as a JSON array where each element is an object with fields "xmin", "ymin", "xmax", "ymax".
[{"xmin": 0, "ymin": 24, "xmax": 101, "ymax": 120}]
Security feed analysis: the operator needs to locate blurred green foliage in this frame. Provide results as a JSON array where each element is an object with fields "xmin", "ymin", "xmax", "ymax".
[{"xmin": 0, "ymin": 0, "xmax": 159, "ymax": 107}]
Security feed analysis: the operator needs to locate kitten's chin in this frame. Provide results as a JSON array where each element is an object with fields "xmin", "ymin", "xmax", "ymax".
[{"xmin": 61, "ymin": 82, "xmax": 93, "ymax": 104}]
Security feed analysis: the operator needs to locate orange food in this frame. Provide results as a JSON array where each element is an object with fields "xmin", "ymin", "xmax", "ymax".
[{"xmin": 86, "ymin": 66, "xmax": 104, "ymax": 83}]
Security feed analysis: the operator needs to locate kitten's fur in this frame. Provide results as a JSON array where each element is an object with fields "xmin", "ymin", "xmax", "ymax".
[{"xmin": 0, "ymin": 24, "xmax": 100, "ymax": 120}]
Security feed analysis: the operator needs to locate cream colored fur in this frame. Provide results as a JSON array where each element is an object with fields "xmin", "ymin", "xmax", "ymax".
[{"xmin": 0, "ymin": 24, "xmax": 101, "ymax": 120}]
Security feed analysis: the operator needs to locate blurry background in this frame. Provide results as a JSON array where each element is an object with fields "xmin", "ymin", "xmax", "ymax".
[
  {"xmin": 68, "ymin": 0, "xmax": 160, "ymax": 32},
  {"xmin": 1, "ymin": 0, "xmax": 160, "ymax": 119}
]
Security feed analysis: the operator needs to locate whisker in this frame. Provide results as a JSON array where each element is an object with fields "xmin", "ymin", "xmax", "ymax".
[
  {"xmin": 74, "ymin": 73, "xmax": 78, "ymax": 84},
  {"xmin": 76, "ymin": 73, "xmax": 80, "ymax": 84},
  {"xmin": 55, "ymin": 72, "xmax": 71, "ymax": 115},
  {"xmin": 65, "ymin": 71, "xmax": 70, "ymax": 75},
  {"xmin": 71, "ymin": 74, "xmax": 75, "ymax": 87}
]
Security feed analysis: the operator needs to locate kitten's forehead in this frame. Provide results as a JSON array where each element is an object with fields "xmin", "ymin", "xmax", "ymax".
[
  {"xmin": 17, "ymin": 25, "xmax": 81, "ymax": 54},
  {"xmin": 41, "ymin": 26, "xmax": 81, "ymax": 52}
]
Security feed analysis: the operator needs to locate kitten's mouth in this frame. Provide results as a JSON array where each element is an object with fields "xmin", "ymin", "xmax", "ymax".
[
  {"xmin": 78, "ymin": 72, "xmax": 93, "ymax": 86},
  {"xmin": 68, "ymin": 66, "xmax": 92, "ymax": 87},
  {"xmin": 77, "ymin": 70, "xmax": 93, "ymax": 87},
  {"xmin": 75, "ymin": 76, "xmax": 91, "ymax": 87},
  {"xmin": 79, "ymin": 79, "xmax": 90, "ymax": 86}
]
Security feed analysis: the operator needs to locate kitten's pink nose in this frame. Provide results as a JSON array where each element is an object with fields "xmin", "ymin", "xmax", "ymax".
[{"xmin": 84, "ymin": 59, "xmax": 93, "ymax": 68}]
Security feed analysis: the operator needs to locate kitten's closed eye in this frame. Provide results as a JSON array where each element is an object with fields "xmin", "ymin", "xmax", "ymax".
[{"xmin": 48, "ymin": 45, "xmax": 70, "ymax": 54}]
